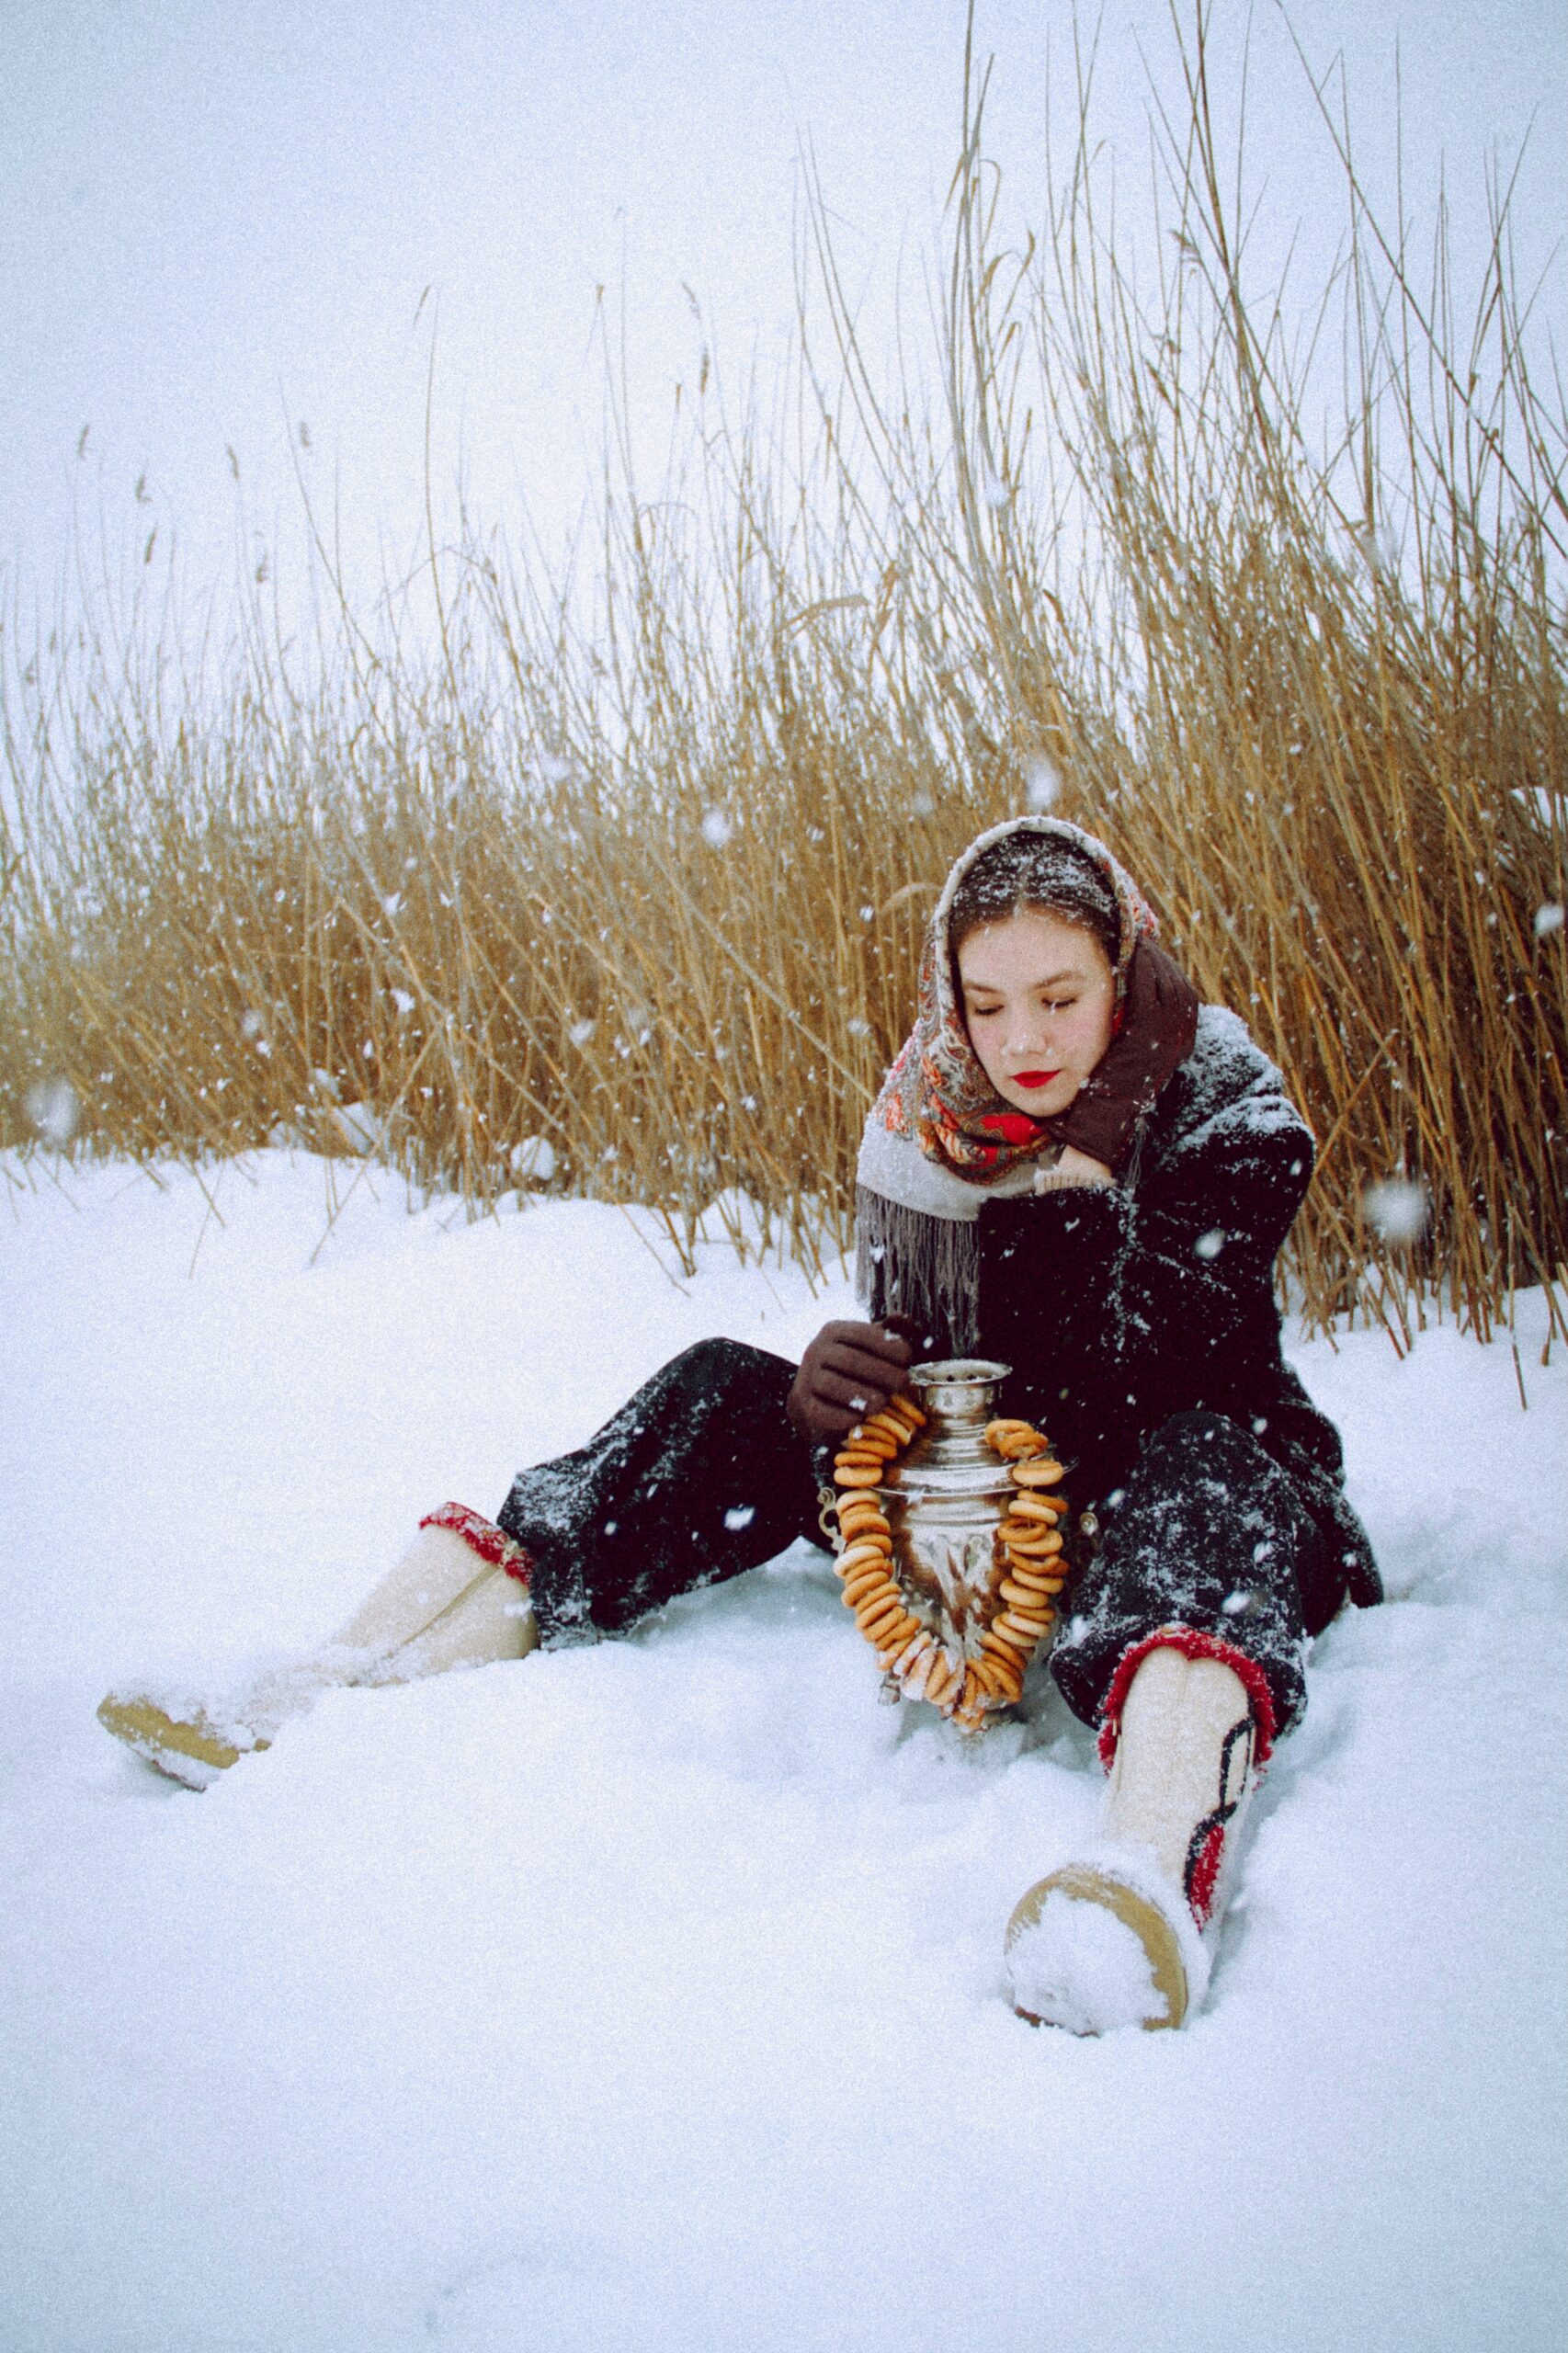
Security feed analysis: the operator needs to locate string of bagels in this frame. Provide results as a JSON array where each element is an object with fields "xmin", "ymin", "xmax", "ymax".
[{"xmin": 832, "ymin": 1396, "xmax": 1069, "ymax": 1733}]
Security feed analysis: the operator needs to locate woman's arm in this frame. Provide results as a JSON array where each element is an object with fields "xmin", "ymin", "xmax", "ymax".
[
  {"xmin": 976, "ymin": 1070, "xmax": 1314, "ymax": 1395},
  {"xmin": 1048, "ymin": 940, "xmax": 1200, "ymax": 1174}
]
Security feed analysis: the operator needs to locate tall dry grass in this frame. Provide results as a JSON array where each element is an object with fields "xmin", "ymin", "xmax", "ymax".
[{"xmin": 2, "ymin": 11, "xmax": 1563, "ymax": 1342}]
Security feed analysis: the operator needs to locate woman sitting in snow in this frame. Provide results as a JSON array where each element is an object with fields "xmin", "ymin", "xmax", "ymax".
[{"xmin": 99, "ymin": 813, "xmax": 1381, "ymax": 2033}]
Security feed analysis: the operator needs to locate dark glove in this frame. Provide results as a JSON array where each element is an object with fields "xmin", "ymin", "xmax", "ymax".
[
  {"xmin": 1051, "ymin": 938, "xmax": 1199, "ymax": 1172},
  {"xmin": 787, "ymin": 1317, "xmax": 915, "ymax": 1441}
]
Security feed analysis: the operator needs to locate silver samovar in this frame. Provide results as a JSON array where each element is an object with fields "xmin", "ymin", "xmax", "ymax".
[{"xmin": 874, "ymin": 1357, "xmax": 1053, "ymax": 1693}]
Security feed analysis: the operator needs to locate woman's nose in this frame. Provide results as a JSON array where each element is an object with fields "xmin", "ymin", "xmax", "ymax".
[{"xmin": 1005, "ymin": 1007, "xmax": 1051, "ymax": 1054}]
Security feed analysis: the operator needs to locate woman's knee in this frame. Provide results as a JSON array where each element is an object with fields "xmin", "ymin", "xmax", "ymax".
[
  {"xmin": 1116, "ymin": 1409, "xmax": 1314, "ymax": 1579},
  {"xmin": 1134, "ymin": 1409, "xmax": 1264, "ymax": 1483},
  {"xmin": 653, "ymin": 1336, "xmax": 796, "ymax": 1415}
]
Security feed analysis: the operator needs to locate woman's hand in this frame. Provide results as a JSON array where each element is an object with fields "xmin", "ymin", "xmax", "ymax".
[
  {"xmin": 1047, "ymin": 939, "xmax": 1199, "ymax": 1172},
  {"xmin": 1036, "ymin": 1145, "xmax": 1115, "ymax": 1190},
  {"xmin": 788, "ymin": 1318, "xmax": 915, "ymax": 1441}
]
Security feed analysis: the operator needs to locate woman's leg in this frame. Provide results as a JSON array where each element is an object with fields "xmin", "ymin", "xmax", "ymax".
[
  {"xmin": 98, "ymin": 1337, "xmax": 824, "ymax": 1786},
  {"xmin": 1007, "ymin": 1410, "xmax": 1328, "ymax": 2033},
  {"xmin": 97, "ymin": 1504, "xmax": 540, "ymax": 1786},
  {"xmin": 1050, "ymin": 1407, "xmax": 1328, "ymax": 1739},
  {"xmin": 496, "ymin": 1336, "xmax": 828, "ymax": 1644}
]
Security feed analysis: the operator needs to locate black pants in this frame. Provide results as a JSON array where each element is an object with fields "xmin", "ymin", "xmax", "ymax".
[{"xmin": 497, "ymin": 1339, "xmax": 1329, "ymax": 1736}]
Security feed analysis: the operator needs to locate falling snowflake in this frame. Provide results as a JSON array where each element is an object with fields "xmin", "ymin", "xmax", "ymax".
[
  {"xmin": 699, "ymin": 809, "xmax": 734, "ymax": 848},
  {"xmin": 26, "ymin": 1078, "xmax": 79, "ymax": 1146},
  {"xmin": 1025, "ymin": 756, "xmax": 1062, "ymax": 812},
  {"xmin": 510, "ymin": 1136, "xmax": 558, "ymax": 1184},
  {"xmin": 1534, "ymin": 902, "xmax": 1564, "ymax": 939},
  {"xmin": 1363, "ymin": 1177, "xmax": 1429, "ymax": 1245}
]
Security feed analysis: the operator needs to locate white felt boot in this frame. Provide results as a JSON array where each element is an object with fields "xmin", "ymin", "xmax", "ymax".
[
  {"xmin": 1005, "ymin": 1631, "xmax": 1271, "ymax": 2032},
  {"xmin": 97, "ymin": 1504, "xmax": 538, "ymax": 1788}
]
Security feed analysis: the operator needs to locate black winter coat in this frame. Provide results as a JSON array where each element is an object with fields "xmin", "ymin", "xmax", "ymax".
[{"xmin": 935, "ymin": 1006, "xmax": 1379, "ymax": 1635}]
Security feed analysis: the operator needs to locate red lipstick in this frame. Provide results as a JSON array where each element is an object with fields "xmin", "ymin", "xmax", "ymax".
[{"xmin": 1011, "ymin": 1070, "xmax": 1058, "ymax": 1089}]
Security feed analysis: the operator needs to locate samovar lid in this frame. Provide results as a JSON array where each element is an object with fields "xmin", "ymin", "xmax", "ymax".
[
  {"xmin": 908, "ymin": 1357, "xmax": 1012, "ymax": 1408},
  {"xmin": 876, "ymin": 1358, "xmax": 1017, "ymax": 1500}
]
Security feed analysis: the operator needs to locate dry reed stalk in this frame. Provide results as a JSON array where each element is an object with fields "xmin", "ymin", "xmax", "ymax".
[{"xmin": 0, "ymin": 7, "xmax": 1562, "ymax": 1338}]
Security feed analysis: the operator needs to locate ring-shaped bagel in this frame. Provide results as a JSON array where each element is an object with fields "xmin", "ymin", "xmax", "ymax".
[
  {"xmin": 1007, "ymin": 1495, "xmax": 1066, "ymax": 1525},
  {"xmin": 1008, "ymin": 1459, "xmax": 1066, "ymax": 1487},
  {"xmin": 836, "ymin": 1540, "xmax": 892, "ymax": 1576}
]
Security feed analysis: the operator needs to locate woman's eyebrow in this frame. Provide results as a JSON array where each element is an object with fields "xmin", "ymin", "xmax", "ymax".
[{"xmin": 963, "ymin": 968, "xmax": 1084, "ymax": 993}]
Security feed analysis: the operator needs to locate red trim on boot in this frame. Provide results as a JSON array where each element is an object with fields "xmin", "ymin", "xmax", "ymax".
[
  {"xmin": 1186, "ymin": 1821, "xmax": 1228, "ymax": 1929},
  {"xmin": 419, "ymin": 1501, "xmax": 533, "ymax": 1586},
  {"xmin": 1096, "ymin": 1624, "xmax": 1277, "ymax": 1774}
]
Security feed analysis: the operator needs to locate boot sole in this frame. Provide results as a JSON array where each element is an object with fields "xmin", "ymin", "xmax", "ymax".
[
  {"xmin": 97, "ymin": 1693, "xmax": 267, "ymax": 1788},
  {"xmin": 1005, "ymin": 1862, "xmax": 1189, "ymax": 2031}
]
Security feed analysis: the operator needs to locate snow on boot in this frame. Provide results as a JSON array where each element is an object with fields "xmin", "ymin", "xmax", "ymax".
[
  {"xmin": 97, "ymin": 1503, "xmax": 537, "ymax": 1789},
  {"xmin": 1004, "ymin": 1629, "xmax": 1274, "ymax": 2032}
]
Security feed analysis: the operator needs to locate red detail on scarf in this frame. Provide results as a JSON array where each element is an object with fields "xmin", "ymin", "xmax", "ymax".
[
  {"xmin": 1096, "ymin": 1624, "xmax": 1276, "ymax": 1772},
  {"xmin": 978, "ymin": 1109, "xmax": 1051, "ymax": 1146},
  {"xmin": 419, "ymin": 1501, "xmax": 533, "ymax": 1586}
]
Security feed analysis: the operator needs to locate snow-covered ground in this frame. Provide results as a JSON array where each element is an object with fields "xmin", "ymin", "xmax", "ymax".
[{"xmin": 3, "ymin": 1149, "xmax": 1564, "ymax": 2353}]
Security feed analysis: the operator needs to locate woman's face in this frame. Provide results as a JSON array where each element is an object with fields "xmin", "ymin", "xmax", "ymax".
[{"xmin": 956, "ymin": 906, "xmax": 1117, "ymax": 1118}]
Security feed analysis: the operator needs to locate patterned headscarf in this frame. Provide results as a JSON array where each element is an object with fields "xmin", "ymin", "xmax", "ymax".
[{"xmin": 873, "ymin": 815, "xmax": 1158, "ymax": 1185}]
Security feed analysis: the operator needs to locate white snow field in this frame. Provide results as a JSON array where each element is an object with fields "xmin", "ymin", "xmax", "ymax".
[{"xmin": 3, "ymin": 1150, "xmax": 1563, "ymax": 2353}]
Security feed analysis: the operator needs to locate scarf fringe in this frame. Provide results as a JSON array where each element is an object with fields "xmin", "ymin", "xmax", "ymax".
[{"xmin": 855, "ymin": 1186, "xmax": 981, "ymax": 1358}]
